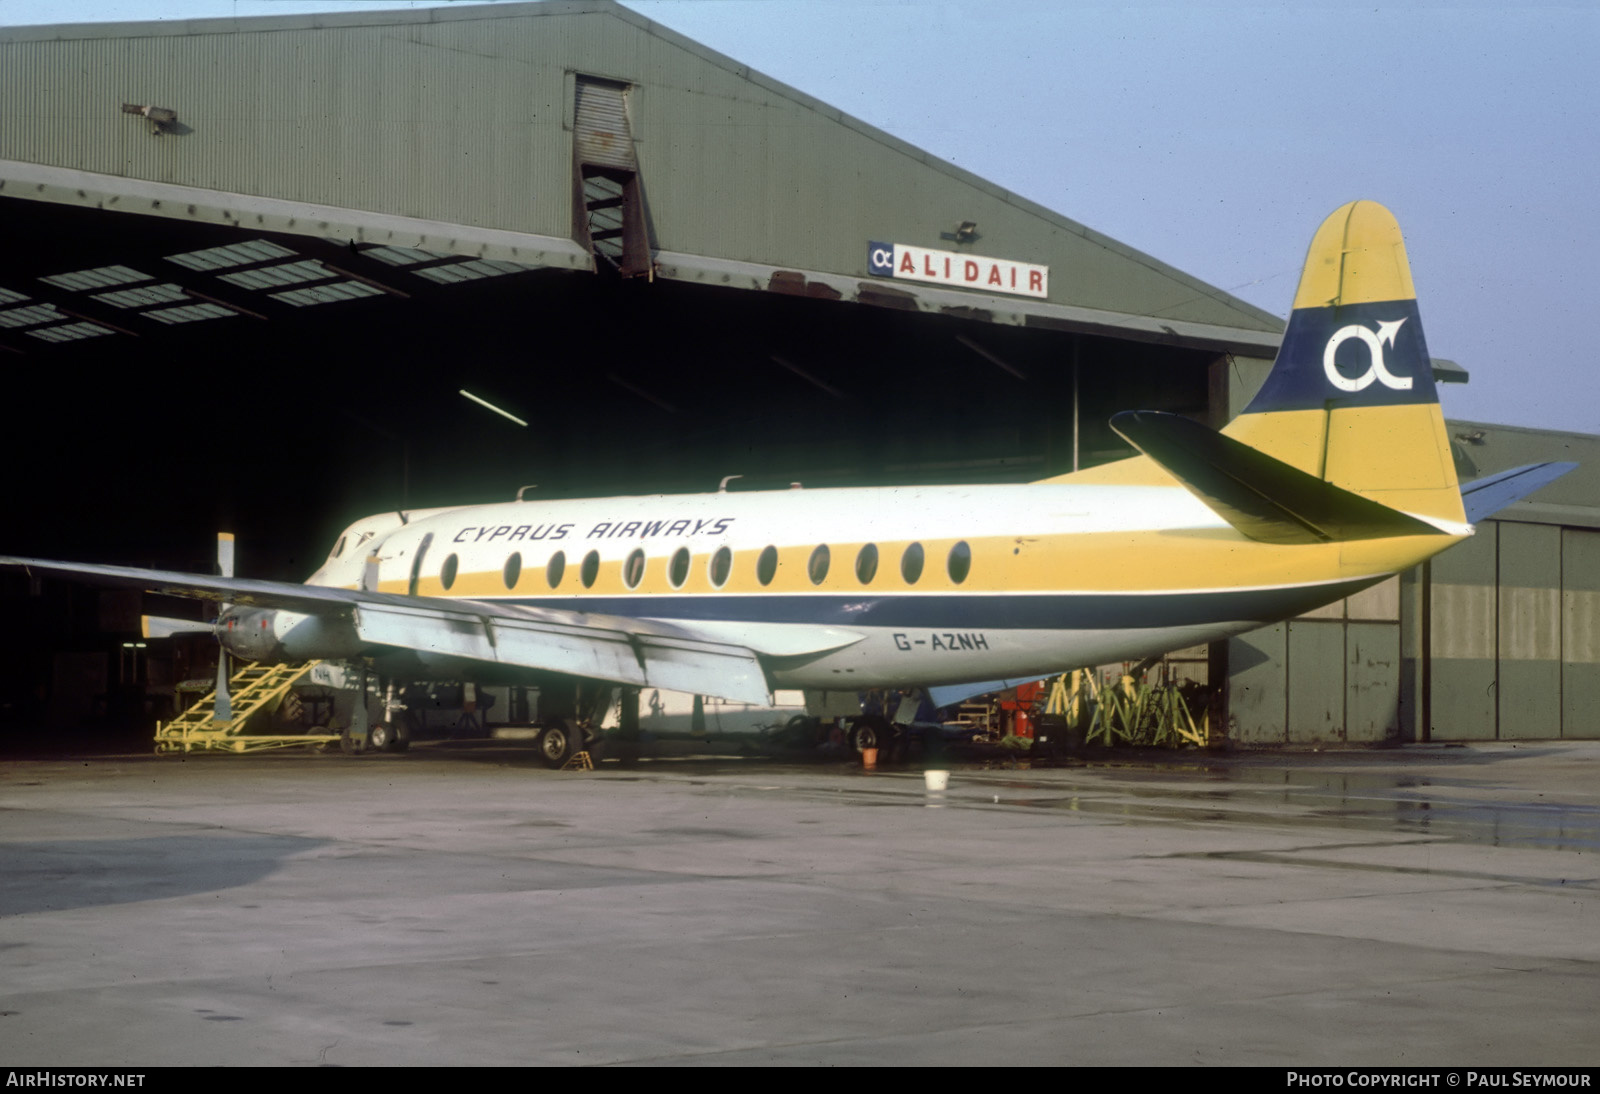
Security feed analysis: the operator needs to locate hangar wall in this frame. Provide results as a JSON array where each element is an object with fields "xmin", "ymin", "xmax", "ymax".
[{"xmin": 1225, "ymin": 423, "xmax": 1600, "ymax": 745}]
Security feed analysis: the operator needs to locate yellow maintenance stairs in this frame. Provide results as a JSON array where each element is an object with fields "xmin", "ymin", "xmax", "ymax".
[{"xmin": 155, "ymin": 661, "xmax": 342, "ymax": 753}]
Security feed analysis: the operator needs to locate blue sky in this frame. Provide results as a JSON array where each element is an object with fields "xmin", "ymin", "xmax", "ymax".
[{"xmin": 3, "ymin": 0, "xmax": 1596, "ymax": 434}]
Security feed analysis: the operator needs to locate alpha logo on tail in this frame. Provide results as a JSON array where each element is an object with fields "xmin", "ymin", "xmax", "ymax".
[{"xmin": 1324, "ymin": 317, "xmax": 1411, "ymax": 392}]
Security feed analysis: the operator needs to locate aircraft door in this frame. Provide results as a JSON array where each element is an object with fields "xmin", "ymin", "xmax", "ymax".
[{"xmin": 409, "ymin": 532, "xmax": 434, "ymax": 596}]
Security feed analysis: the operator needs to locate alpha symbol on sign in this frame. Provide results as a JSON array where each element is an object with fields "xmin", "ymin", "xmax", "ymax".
[{"xmin": 1323, "ymin": 318, "xmax": 1412, "ymax": 392}]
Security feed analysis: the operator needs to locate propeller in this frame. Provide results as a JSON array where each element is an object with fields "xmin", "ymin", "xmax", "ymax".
[{"xmin": 213, "ymin": 532, "xmax": 234, "ymax": 721}]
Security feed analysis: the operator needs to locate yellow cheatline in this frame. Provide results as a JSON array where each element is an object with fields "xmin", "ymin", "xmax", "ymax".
[{"xmin": 1292, "ymin": 200, "xmax": 1417, "ymax": 310}]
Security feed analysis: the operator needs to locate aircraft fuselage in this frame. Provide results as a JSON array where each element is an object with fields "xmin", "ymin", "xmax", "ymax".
[{"xmin": 273, "ymin": 481, "xmax": 1459, "ymax": 691}]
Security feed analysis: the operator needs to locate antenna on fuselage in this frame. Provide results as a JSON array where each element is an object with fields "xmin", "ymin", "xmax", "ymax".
[
  {"xmin": 718, "ymin": 475, "xmax": 743, "ymax": 493},
  {"xmin": 516, "ymin": 484, "xmax": 538, "ymax": 501}
]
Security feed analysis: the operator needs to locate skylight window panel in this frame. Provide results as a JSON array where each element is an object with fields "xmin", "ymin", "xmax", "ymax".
[
  {"xmin": 414, "ymin": 264, "xmax": 478, "ymax": 285},
  {"xmin": 363, "ymin": 245, "xmax": 447, "ymax": 267},
  {"xmin": 167, "ymin": 239, "xmax": 295, "ymax": 272},
  {"xmin": 414, "ymin": 259, "xmax": 532, "ymax": 285},
  {"xmin": 0, "ymin": 303, "xmax": 62, "ymax": 328},
  {"xmin": 219, "ymin": 260, "xmax": 329, "ymax": 290},
  {"xmin": 27, "ymin": 322, "xmax": 110, "ymax": 343},
  {"xmin": 143, "ymin": 303, "xmax": 236, "ymax": 325},
  {"xmin": 270, "ymin": 281, "xmax": 382, "ymax": 307},
  {"xmin": 40, "ymin": 265, "xmax": 150, "ymax": 291},
  {"xmin": 93, "ymin": 283, "xmax": 188, "ymax": 309}
]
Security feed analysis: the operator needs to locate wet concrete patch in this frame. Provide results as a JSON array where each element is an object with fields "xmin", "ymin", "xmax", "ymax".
[{"xmin": 0, "ymin": 834, "xmax": 328, "ymax": 916}]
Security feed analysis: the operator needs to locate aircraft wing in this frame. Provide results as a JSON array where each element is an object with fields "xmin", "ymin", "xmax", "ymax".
[{"xmin": 0, "ymin": 555, "xmax": 843, "ymax": 705}]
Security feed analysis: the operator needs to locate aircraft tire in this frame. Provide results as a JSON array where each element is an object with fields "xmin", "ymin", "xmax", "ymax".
[
  {"xmin": 850, "ymin": 717, "xmax": 892, "ymax": 755},
  {"xmin": 536, "ymin": 720, "xmax": 578, "ymax": 769},
  {"xmin": 368, "ymin": 722, "xmax": 399, "ymax": 753}
]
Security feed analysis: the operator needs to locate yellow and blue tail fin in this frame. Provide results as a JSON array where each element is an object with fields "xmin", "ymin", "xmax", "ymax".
[{"xmin": 1222, "ymin": 200, "xmax": 1465, "ymax": 526}]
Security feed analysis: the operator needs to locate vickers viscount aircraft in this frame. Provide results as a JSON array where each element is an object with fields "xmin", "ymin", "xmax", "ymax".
[{"xmin": 1, "ymin": 202, "xmax": 1573, "ymax": 760}]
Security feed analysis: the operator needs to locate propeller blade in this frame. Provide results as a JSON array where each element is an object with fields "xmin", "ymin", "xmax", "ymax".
[
  {"xmin": 217, "ymin": 532, "xmax": 235, "ymax": 579},
  {"xmin": 214, "ymin": 532, "xmax": 235, "ymax": 720},
  {"xmin": 214, "ymin": 649, "xmax": 232, "ymax": 722}
]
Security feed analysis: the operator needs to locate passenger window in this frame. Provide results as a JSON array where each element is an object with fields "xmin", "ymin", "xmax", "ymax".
[
  {"xmin": 757, "ymin": 545, "xmax": 778, "ymax": 586},
  {"xmin": 581, "ymin": 550, "xmax": 600, "ymax": 589},
  {"xmin": 503, "ymin": 552, "xmax": 522, "ymax": 590},
  {"xmin": 808, "ymin": 544, "xmax": 830, "ymax": 585},
  {"xmin": 669, "ymin": 546, "xmax": 691, "ymax": 588},
  {"xmin": 710, "ymin": 546, "xmax": 732, "ymax": 588},
  {"xmin": 441, "ymin": 553, "xmax": 459, "ymax": 591},
  {"xmin": 901, "ymin": 542, "xmax": 925, "ymax": 584},
  {"xmin": 624, "ymin": 548, "xmax": 646, "ymax": 589},
  {"xmin": 947, "ymin": 541, "xmax": 972, "ymax": 585},
  {"xmin": 855, "ymin": 543, "xmax": 878, "ymax": 584},
  {"xmin": 547, "ymin": 550, "xmax": 566, "ymax": 589}
]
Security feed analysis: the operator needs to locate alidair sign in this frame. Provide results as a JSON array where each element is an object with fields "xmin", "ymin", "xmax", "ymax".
[{"xmin": 868, "ymin": 241, "xmax": 1049, "ymax": 299}]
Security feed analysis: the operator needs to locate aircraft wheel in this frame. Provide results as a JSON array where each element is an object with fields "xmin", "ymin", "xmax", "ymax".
[
  {"xmin": 536, "ymin": 720, "xmax": 578, "ymax": 769},
  {"xmin": 850, "ymin": 716, "xmax": 892, "ymax": 754},
  {"xmin": 369, "ymin": 722, "xmax": 398, "ymax": 752}
]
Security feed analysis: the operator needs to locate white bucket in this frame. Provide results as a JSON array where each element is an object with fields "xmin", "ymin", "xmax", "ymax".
[{"xmin": 924, "ymin": 769, "xmax": 950, "ymax": 792}]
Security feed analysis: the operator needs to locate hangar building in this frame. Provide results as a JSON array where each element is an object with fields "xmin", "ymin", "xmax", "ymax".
[{"xmin": 0, "ymin": 0, "xmax": 1592, "ymax": 745}]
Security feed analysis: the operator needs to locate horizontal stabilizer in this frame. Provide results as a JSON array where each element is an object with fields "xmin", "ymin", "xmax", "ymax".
[
  {"xmin": 1460, "ymin": 462, "xmax": 1577, "ymax": 523},
  {"xmin": 1111, "ymin": 411, "xmax": 1446, "ymax": 544}
]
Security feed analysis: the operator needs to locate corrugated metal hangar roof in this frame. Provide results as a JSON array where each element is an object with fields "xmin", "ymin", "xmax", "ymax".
[{"xmin": 0, "ymin": 0, "xmax": 1285, "ymax": 356}]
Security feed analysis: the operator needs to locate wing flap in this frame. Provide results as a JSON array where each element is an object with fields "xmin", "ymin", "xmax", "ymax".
[
  {"xmin": 1110, "ymin": 411, "xmax": 1446, "ymax": 544},
  {"xmin": 353, "ymin": 602, "xmax": 771, "ymax": 704}
]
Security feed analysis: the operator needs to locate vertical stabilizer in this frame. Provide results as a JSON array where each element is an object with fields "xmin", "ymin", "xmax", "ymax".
[{"xmin": 1224, "ymin": 201, "xmax": 1465, "ymax": 526}]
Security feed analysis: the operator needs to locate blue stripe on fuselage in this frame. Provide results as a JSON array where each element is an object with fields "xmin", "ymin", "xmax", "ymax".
[{"xmin": 482, "ymin": 579, "xmax": 1380, "ymax": 630}]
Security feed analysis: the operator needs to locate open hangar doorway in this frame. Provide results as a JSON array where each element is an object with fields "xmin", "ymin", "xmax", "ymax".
[
  {"xmin": 0, "ymin": 193, "xmax": 1222, "ymax": 579},
  {"xmin": 0, "ymin": 195, "xmax": 1224, "ymax": 739}
]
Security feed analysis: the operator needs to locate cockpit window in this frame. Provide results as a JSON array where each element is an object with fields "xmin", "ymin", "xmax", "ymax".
[{"xmin": 333, "ymin": 535, "xmax": 347, "ymax": 559}]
